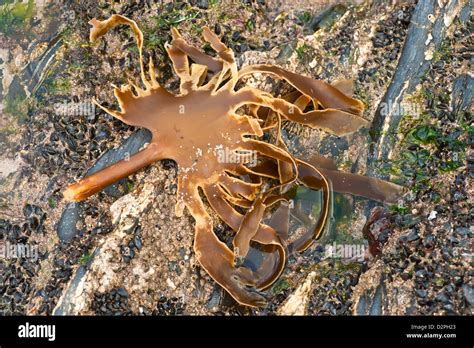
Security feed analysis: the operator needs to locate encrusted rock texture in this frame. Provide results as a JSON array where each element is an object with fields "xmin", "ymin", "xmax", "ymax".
[{"xmin": 0, "ymin": 0, "xmax": 472, "ymax": 315}]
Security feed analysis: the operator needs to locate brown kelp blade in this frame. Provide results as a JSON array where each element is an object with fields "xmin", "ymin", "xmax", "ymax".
[
  {"xmin": 267, "ymin": 200, "xmax": 290, "ymax": 241},
  {"xmin": 259, "ymin": 93, "xmax": 369, "ymax": 137},
  {"xmin": 233, "ymin": 86, "xmax": 368, "ymax": 137},
  {"xmin": 253, "ymin": 243, "xmax": 286, "ymax": 290},
  {"xmin": 191, "ymin": 208, "xmax": 267, "ymax": 307},
  {"xmin": 289, "ymin": 160, "xmax": 332, "ymax": 252},
  {"xmin": 219, "ymin": 174, "xmax": 260, "ymax": 200},
  {"xmin": 248, "ymin": 157, "xmax": 403, "ymax": 205},
  {"xmin": 332, "ymin": 79, "xmax": 354, "ymax": 97},
  {"xmin": 171, "ymin": 36, "xmax": 223, "ymax": 72},
  {"xmin": 300, "ymin": 157, "xmax": 405, "ymax": 204},
  {"xmin": 89, "ymin": 15, "xmax": 142, "ymax": 45},
  {"xmin": 203, "ymin": 184, "xmax": 286, "ymax": 293},
  {"xmin": 306, "ymin": 153, "xmax": 338, "ymax": 171},
  {"xmin": 247, "ymin": 133, "xmax": 331, "ymax": 254},
  {"xmin": 233, "ymin": 197, "xmax": 266, "ymax": 264},
  {"xmin": 182, "ymin": 182, "xmax": 269, "ymax": 307},
  {"xmin": 89, "ymin": 15, "xmax": 153, "ymax": 90},
  {"xmin": 317, "ymin": 167, "xmax": 404, "ymax": 204},
  {"xmin": 239, "ymin": 64, "xmax": 365, "ymax": 115},
  {"xmin": 233, "ymin": 193, "xmax": 288, "ymax": 264},
  {"xmin": 250, "ymin": 200, "xmax": 290, "ymax": 289}
]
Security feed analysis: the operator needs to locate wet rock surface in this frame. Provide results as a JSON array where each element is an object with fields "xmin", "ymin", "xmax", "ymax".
[
  {"xmin": 0, "ymin": 0, "xmax": 472, "ymax": 315},
  {"xmin": 351, "ymin": 5, "xmax": 473, "ymax": 314}
]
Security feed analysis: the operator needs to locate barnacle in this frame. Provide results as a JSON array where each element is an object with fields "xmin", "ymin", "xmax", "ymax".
[{"xmin": 63, "ymin": 15, "xmax": 404, "ymax": 307}]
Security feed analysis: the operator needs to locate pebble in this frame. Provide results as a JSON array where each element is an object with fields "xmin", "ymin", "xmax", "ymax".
[
  {"xmin": 462, "ymin": 285, "xmax": 474, "ymax": 305},
  {"xmin": 454, "ymin": 227, "xmax": 470, "ymax": 236},
  {"xmin": 415, "ymin": 289, "xmax": 427, "ymax": 298},
  {"xmin": 117, "ymin": 288, "xmax": 128, "ymax": 298},
  {"xmin": 232, "ymin": 31, "xmax": 241, "ymax": 41},
  {"xmin": 415, "ymin": 269, "xmax": 428, "ymax": 279},
  {"xmin": 448, "ymin": 235, "xmax": 459, "ymax": 244},
  {"xmin": 422, "ymin": 234, "xmax": 435, "ymax": 249},
  {"xmin": 406, "ymin": 229, "xmax": 420, "ymax": 242},
  {"xmin": 134, "ymin": 236, "xmax": 142, "ymax": 250},
  {"xmin": 428, "ymin": 210, "xmax": 437, "ymax": 220},
  {"xmin": 443, "ymin": 303, "xmax": 454, "ymax": 312},
  {"xmin": 197, "ymin": 0, "xmax": 209, "ymax": 9}
]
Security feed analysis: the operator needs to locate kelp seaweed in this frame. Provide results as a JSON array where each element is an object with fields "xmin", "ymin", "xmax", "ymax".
[{"xmin": 64, "ymin": 15, "xmax": 403, "ymax": 307}]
